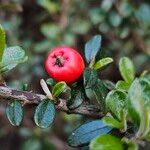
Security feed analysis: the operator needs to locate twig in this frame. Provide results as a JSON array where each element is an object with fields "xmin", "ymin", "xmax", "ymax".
[
  {"xmin": 59, "ymin": 0, "xmax": 70, "ymax": 29},
  {"xmin": 0, "ymin": 86, "xmax": 102, "ymax": 118}
]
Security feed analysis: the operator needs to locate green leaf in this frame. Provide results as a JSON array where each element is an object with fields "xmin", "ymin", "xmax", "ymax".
[
  {"xmin": 128, "ymin": 76, "xmax": 150, "ymax": 126},
  {"xmin": 119, "ymin": 57, "xmax": 135, "ymax": 84},
  {"xmin": 101, "ymin": 0, "xmax": 114, "ymax": 12},
  {"xmin": 106, "ymin": 90, "xmax": 127, "ymax": 120},
  {"xmin": 71, "ymin": 19, "xmax": 90, "ymax": 35},
  {"xmin": 128, "ymin": 79, "xmax": 150, "ymax": 137},
  {"xmin": 84, "ymin": 68, "xmax": 98, "ymax": 89},
  {"xmin": 94, "ymin": 57, "xmax": 113, "ymax": 70},
  {"xmin": 0, "ymin": 24, "xmax": 5, "ymax": 61},
  {"xmin": 22, "ymin": 139, "xmax": 42, "ymax": 150},
  {"xmin": 89, "ymin": 8, "xmax": 105, "ymax": 25},
  {"xmin": 84, "ymin": 68, "xmax": 108, "ymax": 111},
  {"xmin": 46, "ymin": 78, "xmax": 56, "ymax": 87},
  {"xmin": 34, "ymin": 99, "xmax": 55, "ymax": 128},
  {"xmin": 116, "ymin": 80, "xmax": 130, "ymax": 91},
  {"xmin": 143, "ymin": 74, "xmax": 150, "ymax": 81},
  {"xmin": 6, "ymin": 100, "xmax": 23, "ymax": 126},
  {"xmin": 67, "ymin": 87, "xmax": 84, "ymax": 110},
  {"xmin": 1, "ymin": 46, "xmax": 28, "ymax": 73},
  {"xmin": 37, "ymin": 0, "xmax": 59, "ymax": 13},
  {"xmin": 135, "ymin": 3, "xmax": 150, "ymax": 26},
  {"xmin": 61, "ymin": 86, "xmax": 71, "ymax": 100},
  {"xmin": 103, "ymin": 80, "xmax": 115, "ymax": 90},
  {"xmin": 122, "ymin": 138, "xmax": 138, "ymax": 150},
  {"xmin": 22, "ymin": 83, "xmax": 28, "ymax": 91},
  {"xmin": 103, "ymin": 116, "xmax": 123, "ymax": 129},
  {"xmin": 93, "ymin": 79, "xmax": 108, "ymax": 111},
  {"xmin": 41, "ymin": 23, "xmax": 61, "ymax": 39},
  {"xmin": 120, "ymin": 2, "xmax": 133, "ymax": 17},
  {"xmin": 90, "ymin": 134, "xmax": 124, "ymax": 150},
  {"xmin": 68, "ymin": 120, "xmax": 112, "ymax": 147},
  {"xmin": 140, "ymin": 78, "xmax": 150, "ymax": 107},
  {"xmin": 108, "ymin": 11, "xmax": 122, "ymax": 27},
  {"xmin": 52, "ymin": 81, "xmax": 67, "ymax": 98},
  {"xmin": 85, "ymin": 35, "xmax": 102, "ymax": 63}
]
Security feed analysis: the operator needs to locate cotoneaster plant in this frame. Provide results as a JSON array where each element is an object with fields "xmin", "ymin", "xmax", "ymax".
[{"xmin": 0, "ymin": 24, "xmax": 150, "ymax": 150}]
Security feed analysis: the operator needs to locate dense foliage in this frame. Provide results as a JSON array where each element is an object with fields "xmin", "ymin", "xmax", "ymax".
[{"xmin": 0, "ymin": 0, "xmax": 150, "ymax": 150}]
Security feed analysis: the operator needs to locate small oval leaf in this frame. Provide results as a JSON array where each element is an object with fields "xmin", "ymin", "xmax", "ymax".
[
  {"xmin": 46, "ymin": 78, "xmax": 56, "ymax": 87},
  {"xmin": 34, "ymin": 99, "xmax": 55, "ymax": 128},
  {"xmin": 94, "ymin": 57, "xmax": 113, "ymax": 70},
  {"xmin": 84, "ymin": 68, "xmax": 98, "ymax": 89},
  {"xmin": 85, "ymin": 35, "xmax": 102, "ymax": 63},
  {"xmin": 128, "ymin": 78, "xmax": 150, "ymax": 129},
  {"xmin": 52, "ymin": 81, "xmax": 67, "ymax": 98},
  {"xmin": 106, "ymin": 90, "xmax": 127, "ymax": 120},
  {"xmin": 103, "ymin": 116, "xmax": 123, "ymax": 129},
  {"xmin": 90, "ymin": 134, "xmax": 124, "ymax": 150},
  {"xmin": 68, "ymin": 120, "xmax": 112, "ymax": 147},
  {"xmin": 119, "ymin": 57, "xmax": 135, "ymax": 83},
  {"xmin": 84, "ymin": 68, "xmax": 108, "ymax": 111},
  {"xmin": 103, "ymin": 80, "xmax": 115, "ymax": 90},
  {"xmin": 2, "ymin": 46, "xmax": 28, "ymax": 72},
  {"xmin": 6, "ymin": 100, "xmax": 23, "ymax": 126},
  {"xmin": 116, "ymin": 80, "xmax": 130, "ymax": 91},
  {"xmin": 67, "ymin": 87, "xmax": 84, "ymax": 110}
]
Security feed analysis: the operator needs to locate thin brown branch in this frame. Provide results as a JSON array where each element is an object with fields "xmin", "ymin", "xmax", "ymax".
[
  {"xmin": 59, "ymin": 0, "xmax": 70, "ymax": 29},
  {"xmin": 0, "ymin": 86, "xmax": 102, "ymax": 118}
]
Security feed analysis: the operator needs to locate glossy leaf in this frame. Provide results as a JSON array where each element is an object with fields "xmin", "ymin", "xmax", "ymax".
[
  {"xmin": 116, "ymin": 80, "xmax": 130, "ymax": 91},
  {"xmin": 103, "ymin": 116, "xmax": 123, "ymax": 129},
  {"xmin": 67, "ymin": 87, "xmax": 84, "ymax": 110},
  {"xmin": 84, "ymin": 68, "xmax": 108, "ymax": 111},
  {"xmin": 93, "ymin": 79, "xmax": 108, "ymax": 111},
  {"xmin": 128, "ymin": 79, "xmax": 150, "ymax": 137},
  {"xmin": 6, "ymin": 100, "xmax": 23, "ymax": 126},
  {"xmin": 139, "ymin": 78, "xmax": 150, "ymax": 108},
  {"xmin": 46, "ymin": 78, "xmax": 56, "ymax": 87},
  {"xmin": 90, "ymin": 134, "xmax": 124, "ymax": 150},
  {"xmin": 83, "ymin": 68, "xmax": 98, "ymax": 101},
  {"xmin": 1, "ymin": 46, "xmax": 28, "ymax": 72},
  {"xmin": 94, "ymin": 57, "xmax": 113, "ymax": 70},
  {"xmin": 85, "ymin": 35, "xmax": 102, "ymax": 63},
  {"xmin": 0, "ymin": 24, "xmax": 5, "ymax": 61},
  {"xmin": 119, "ymin": 57, "xmax": 135, "ymax": 84},
  {"xmin": 34, "ymin": 99, "xmax": 55, "ymax": 128},
  {"xmin": 128, "ymin": 79, "xmax": 144, "ymax": 117},
  {"xmin": 60, "ymin": 86, "xmax": 71, "ymax": 101},
  {"xmin": 68, "ymin": 120, "xmax": 112, "ymax": 147},
  {"xmin": 84, "ymin": 68, "xmax": 98, "ymax": 89},
  {"xmin": 106, "ymin": 90, "xmax": 127, "ymax": 120},
  {"xmin": 103, "ymin": 80, "xmax": 115, "ymax": 90},
  {"xmin": 52, "ymin": 81, "xmax": 67, "ymax": 98}
]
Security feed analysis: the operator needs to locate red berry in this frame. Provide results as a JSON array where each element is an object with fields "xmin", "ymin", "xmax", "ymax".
[{"xmin": 45, "ymin": 46, "xmax": 85, "ymax": 84}]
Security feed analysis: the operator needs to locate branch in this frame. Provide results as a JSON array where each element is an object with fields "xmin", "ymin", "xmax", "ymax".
[{"xmin": 0, "ymin": 86, "xmax": 102, "ymax": 118}]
